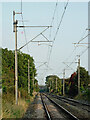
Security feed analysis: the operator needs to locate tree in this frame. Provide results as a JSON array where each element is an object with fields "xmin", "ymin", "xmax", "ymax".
[
  {"xmin": 2, "ymin": 48, "xmax": 38, "ymax": 98},
  {"xmin": 46, "ymin": 75, "xmax": 62, "ymax": 95},
  {"xmin": 68, "ymin": 67, "xmax": 89, "ymax": 97}
]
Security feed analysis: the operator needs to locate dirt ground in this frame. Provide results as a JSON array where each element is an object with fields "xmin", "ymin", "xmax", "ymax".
[{"xmin": 22, "ymin": 93, "xmax": 46, "ymax": 120}]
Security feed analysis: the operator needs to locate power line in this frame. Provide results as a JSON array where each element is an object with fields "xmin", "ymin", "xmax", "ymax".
[
  {"xmin": 61, "ymin": 29, "xmax": 88, "ymax": 69},
  {"xmin": 20, "ymin": 1, "xmax": 53, "ymax": 85},
  {"xmin": 73, "ymin": 34, "xmax": 90, "ymax": 45},
  {"xmin": 45, "ymin": 0, "xmax": 69, "ymax": 79},
  {"xmin": 47, "ymin": 0, "xmax": 69, "ymax": 67},
  {"xmin": 50, "ymin": 29, "xmax": 89, "ymax": 76},
  {"xmin": 53, "ymin": 0, "xmax": 69, "ymax": 42},
  {"xmin": 64, "ymin": 47, "xmax": 77, "ymax": 63},
  {"xmin": 43, "ymin": 0, "xmax": 69, "ymax": 84},
  {"xmin": 80, "ymin": 47, "xmax": 88, "ymax": 57},
  {"xmin": 20, "ymin": 0, "xmax": 29, "ymax": 52},
  {"xmin": 51, "ymin": 1, "xmax": 58, "ymax": 26},
  {"xmin": 21, "ymin": 0, "xmax": 22, "ymax": 13},
  {"xmin": 66, "ymin": 32, "xmax": 88, "ymax": 69},
  {"xmin": 64, "ymin": 30, "xmax": 87, "ymax": 62},
  {"xmin": 46, "ymin": 2, "xmax": 88, "ymax": 81},
  {"xmin": 46, "ymin": 0, "xmax": 58, "ymax": 71},
  {"xmin": 49, "ymin": 0, "xmax": 58, "ymax": 38},
  {"xmin": 60, "ymin": 46, "xmax": 88, "ymax": 80},
  {"xmin": 62, "ymin": 56, "xmax": 77, "ymax": 73},
  {"xmin": 18, "ymin": 27, "xmax": 51, "ymax": 50},
  {"xmin": 64, "ymin": 47, "xmax": 88, "ymax": 72}
]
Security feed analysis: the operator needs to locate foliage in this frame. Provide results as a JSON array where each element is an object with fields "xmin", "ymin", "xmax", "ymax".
[
  {"xmin": 45, "ymin": 75, "xmax": 62, "ymax": 95},
  {"xmin": 74, "ymin": 88, "xmax": 90, "ymax": 102},
  {"xmin": 2, "ymin": 48, "xmax": 39, "ymax": 97},
  {"xmin": 67, "ymin": 67, "xmax": 89, "ymax": 97},
  {"xmin": 39, "ymin": 85, "xmax": 47, "ymax": 92},
  {"xmin": 45, "ymin": 66, "xmax": 89, "ymax": 100}
]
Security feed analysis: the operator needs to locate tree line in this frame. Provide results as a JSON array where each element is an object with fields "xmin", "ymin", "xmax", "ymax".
[
  {"xmin": 2, "ymin": 48, "xmax": 39, "ymax": 99},
  {"xmin": 46, "ymin": 67, "xmax": 90, "ymax": 98}
]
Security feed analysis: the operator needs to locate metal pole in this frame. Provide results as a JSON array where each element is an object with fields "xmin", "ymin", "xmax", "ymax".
[
  {"xmin": 78, "ymin": 56, "xmax": 80, "ymax": 94},
  {"xmin": 28, "ymin": 59, "xmax": 30, "ymax": 94},
  {"xmin": 56, "ymin": 78, "xmax": 57, "ymax": 92},
  {"xmin": 52, "ymin": 80, "xmax": 54, "ymax": 91},
  {"xmin": 50, "ymin": 80, "xmax": 51, "ymax": 92},
  {"xmin": 15, "ymin": 20, "xmax": 18, "ymax": 105},
  {"xmin": 63, "ymin": 69, "xmax": 65, "ymax": 96},
  {"xmin": 51, "ymin": 80, "xmax": 52, "ymax": 91},
  {"xmin": 33, "ymin": 72, "xmax": 34, "ymax": 89},
  {"xmin": 13, "ymin": 11, "xmax": 15, "ymax": 32},
  {"xmin": 49, "ymin": 86, "xmax": 50, "ymax": 93}
]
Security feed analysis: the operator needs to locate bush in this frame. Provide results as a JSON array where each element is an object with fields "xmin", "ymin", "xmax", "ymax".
[{"xmin": 2, "ymin": 86, "xmax": 7, "ymax": 93}]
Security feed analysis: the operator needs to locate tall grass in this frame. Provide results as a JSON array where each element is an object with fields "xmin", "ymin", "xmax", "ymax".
[{"xmin": 2, "ymin": 92, "xmax": 36, "ymax": 119}]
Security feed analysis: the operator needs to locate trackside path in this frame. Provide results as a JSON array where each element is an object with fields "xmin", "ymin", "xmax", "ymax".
[{"xmin": 23, "ymin": 93, "xmax": 46, "ymax": 119}]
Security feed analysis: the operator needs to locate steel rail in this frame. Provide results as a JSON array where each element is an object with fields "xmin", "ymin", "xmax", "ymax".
[
  {"xmin": 40, "ymin": 93, "xmax": 52, "ymax": 120},
  {"xmin": 43, "ymin": 93, "xmax": 79, "ymax": 120},
  {"xmin": 50, "ymin": 94, "xmax": 90, "ymax": 112},
  {"xmin": 52, "ymin": 94, "xmax": 90, "ymax": 107}
]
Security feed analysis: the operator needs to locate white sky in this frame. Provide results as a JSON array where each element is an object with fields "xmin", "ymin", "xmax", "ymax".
[
  {"xmin": 1, "ymin": 1, "xmax": 89, "ymax": 85},
  {"xmin": 0, "ymin": 0, "xmax": 89, "ymax": 2}
]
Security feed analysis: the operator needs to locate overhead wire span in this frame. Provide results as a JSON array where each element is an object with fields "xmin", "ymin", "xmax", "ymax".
[
  {"xmin": 64, "ymin": 31, "xmax": 88, "ymax": 71},
  {"xmin": 61, "ymin": 29, "xmax": 88, "ymax": 71},
  {"xmin": 30, "ymin": 62, "xmax": 47, "ymax": 73},
  {"xmin": 74, "ymin": 34, "xmax": 90, "ymax": 45},
  {"xmin": 21, "ymin": 0, "xmax": 22, "ymax": 14},
  {"xmin": 18, "ymin": 27, "xmax": 50, "ymax": 50},
  {"xmin": 46, "ymin": 0, "xmax": 59, "ymax": 70},
  {"xmin": 36, "ymin": 62, "xmax": 47, "ymax": 69},
  {"xmin": 63, "ymin": 62, "xmax": 75, "ymax": 71},
  {"xmin": 48, "ymin": 1, "xmax": 87, "ymax": 79},
  {"xmin": 53, "ymin": 0, "xmax": 69, "ymax": 42},
  {"xmin": 63, "ymin": 30, "xmax": 87, "ymax": 63},
  {"xmin": 43, "ymin": 0, "xmax": 69, "ymax": 83},
  {"xmin": 61, "ymin": 46, "xmax": 88, "ymax": 79},
  {"xmin": 20, "ymin": 0, "xmax": 29, "ymax": 52},
  {"xmin": 20, "ymin": 1, "xmax": 53, "ymax": 84},
  {"xmin": 79, "ymin": 47, "xmax": 88, "ymax": 57},
  {"xmin": 65, "ymin": 47, "xmax": 88, "ymax": 75},
  {"xmin": 47, "ymin": 1, "xmax": 87, "ymax": 80},
  {"xmin": 64, "ymin": 46, "xmax": 88, "ymax": 72},
  {"xmin": 47, "ymin": 0, "xmax": 69, "ymax": 67},
  {"xmin": 49, "ymin": 0, "xmax": 58, "ymax": 38},
  {"xmin": 65, "ymin": 56, "xmax": 77, "ymax": 71}
]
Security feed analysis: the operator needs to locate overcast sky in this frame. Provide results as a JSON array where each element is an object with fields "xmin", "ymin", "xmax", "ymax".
[{"xmin": 1, "ymin": 1, "xmax": 89, "ymax": 85}]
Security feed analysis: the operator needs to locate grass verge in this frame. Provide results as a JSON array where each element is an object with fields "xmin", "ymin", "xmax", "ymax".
[{"xmin": 2, "ymin": 92, "xmax": 37, "ymax": 119}]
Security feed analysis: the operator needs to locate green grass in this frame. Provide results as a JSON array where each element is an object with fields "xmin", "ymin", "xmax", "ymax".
[
  {"xmin": 3, "ymin": 103, "xmax": 25, "ymax": 118},
  {"xmin": 2, "ymin": 95, "xmax": 29, "ymax": 118},
  {"xmin": 2, "ymin": 92, "xmax": 37, "ymax": 119}
]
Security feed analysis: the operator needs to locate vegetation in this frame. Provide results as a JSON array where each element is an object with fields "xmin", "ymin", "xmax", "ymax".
[
  {"xmin": 45, "ymin": 75, "xmax": 62, "ymax": 95},
  {"xmin": 39, "ymin": 85, "xmax": 47, "ymax": 93},
  {"xmin": 45, "ymin": 67, "xmax": 90, "ymax": 101},
  {"xmin": 67, "ymin": 67, "xmax": 89, "ymax": 97},
  {"xmin": 0, "ymin": 48, "xmax": 1, "ymax": 120},
  {"xmin": 2, "ymin": 48, "xmax": 39, "ymax": 118},
  {"xmin": 74, "ymin": 88, "xmax": 90, "ymax": 103}
]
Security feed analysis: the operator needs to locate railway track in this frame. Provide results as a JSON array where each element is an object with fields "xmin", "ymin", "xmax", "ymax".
[
  {"xmin": 40, "ymin": 93, "xmax": 79, "ymax": 120},
  {"xmin": 50, "ymin": 94, "xmax": 90, "ymax": 112}
]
